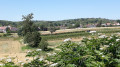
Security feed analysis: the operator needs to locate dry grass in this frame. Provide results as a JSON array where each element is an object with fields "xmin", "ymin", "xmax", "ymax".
[{"xmin": 0, "ymin": 39, "xmax": 32, "ymax": 63}]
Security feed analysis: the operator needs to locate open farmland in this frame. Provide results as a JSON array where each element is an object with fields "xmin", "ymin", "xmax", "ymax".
[
  {"xmin": 40, "ymin": 27, "xmax": 120, "ymax": 35},
  {"xmin": 41, "ymin": 27, "xmax": 120, "ymax": 40}
]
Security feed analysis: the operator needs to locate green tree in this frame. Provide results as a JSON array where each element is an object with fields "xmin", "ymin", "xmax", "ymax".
[
  {"xmin": 19, "ymin": 13, "xmax": 41, "ymax": 47},
  {"xmin": 117, "ymin": 20, "xmax": 120, "ymax": 23},
  {"xmin": 49, "ymin": 27, "xmax": 56, "ymax": 34},
  {"xmin": 6, "ymin": 27, "xmax": 11, "ymax": 34},
  {"xmin": 21, "ymin": 13, "xmax": 38, "ymax": 36}
]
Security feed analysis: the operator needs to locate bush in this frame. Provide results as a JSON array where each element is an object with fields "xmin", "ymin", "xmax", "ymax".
[
  {"xmin": 23, "ymin": 58, "xmax": 47, "ymax": 67},
  {"xmin": 39, "ymin": 38, "xmax": 48, "ymax": 51},
  {"xmin": 47, "ymin": 35, "xmax": 120, "ymax": 67},
  {"xmin": 24, "ymin": 32, "xmax": 41, "ymax": 47}
]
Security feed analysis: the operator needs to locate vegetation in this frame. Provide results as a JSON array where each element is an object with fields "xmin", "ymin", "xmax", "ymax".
[
  {"xmin": 18, "ymin": 13, "xmax": 41, "ymax": 47},
  {"xmin": 47, "ymin": 35, "xmax": 120, "ymax": 67},
  {"xmin": 39, "ymin": 38, "xmax": 48, "ymax": 51},
  {"xmin": 0, "ymin": 18, "xmax": 118, "ymax": 31}
]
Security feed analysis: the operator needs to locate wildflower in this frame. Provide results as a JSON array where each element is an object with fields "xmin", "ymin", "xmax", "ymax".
[
  {"xmin": 27, "ymin": 50, "xmax": 31, "ymax": 53},
  {"xmin": 99, "ymin": 53, "xmax": 103, "ymax": 55},
  {"xmin": 21, "ymin": 63, "xmax": 25, "ymax": 65},
  {"xmin": 102, "ymin": 55, "xmax": 105, "ymax": 58},
  {"xmin": 50, "ymin": 63, "xmax": 58, "ymax": 67},
  {"xmin": 104, "ymin": 45, "xmax": 109, "ymax": 47},
  {"xmin": 47, "ymin": 53, "xmax": 52, "ymax": 56},
  {"xmin": 100, "ymin": 48, "xmax": 103, "ymax": 50},
  {"xmin": 89, "ymin": 31, "xmax": 96, "ymax": 33},
  {"xmin": 36, "ymin": 49, "xmax": 42, "ymax": 51},
  {"xmin": 110, "ymin": 36, "xmax": 112, "ymax": 39},
  {"xmin": 64, "ymin": 38, "xmax": 71, "ymax": 42},
  {"xmin": 88, "ymin": 38, "xmax": 91, "ymax": 40},
  {"xmin": 6, "ymin": 59, "xmax": 12, "ymax": 62},
  {"xmin": 98, "ymin": 33, "xmax": 102, "ymax": 35},
  {"xmin": 0, "ymin": 58, "xmax": 3, "ymax": 61},
  {"xmin": 38, "ymin": 58, "xmax": 44, "ymax": 61},
  {"xmin": 0, "ymin": 64, "xmax": 4, "ymax": 66},
  {"xmin": 82, "ymin": 36, "xmax": 86, "ymax": 39},
  {"xmin": 53, "ymin": 53, "xmax": 56, "ymax": 55},
  {"xmin": 116, "ymin": 39, "xmax": 120, "ymax": 41},
  {"xmin": 24, "ymin": 43, "xmax": 28, "ymax": 46},
  {"xmin": 99, "ymin": 35, "xmax": 107, "ymax": 38},
  {"xmin": 18, "ymin": 61, "xmax": 22, "ymax": 63},
  {"xmin": 25, "ymin": 58, "xmax": 29, "ymax": 61}
]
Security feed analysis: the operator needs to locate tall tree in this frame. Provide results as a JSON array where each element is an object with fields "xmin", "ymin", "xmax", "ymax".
[{"xmin": 19, "ymin": 13, "xmax": 41, "ymax": 47}]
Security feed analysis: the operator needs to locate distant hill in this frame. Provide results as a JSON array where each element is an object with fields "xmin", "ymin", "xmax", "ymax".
[
  {"xmin": 0, "ymin": 18, "xmax": 118, "ymax": 30},
  {"xmin": 0, "ymin": 20, "xmax": 20, "ymax": 27}
]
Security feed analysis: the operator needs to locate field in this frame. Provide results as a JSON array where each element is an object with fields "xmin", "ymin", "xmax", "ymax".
[
  {"xmin": 41, "ymin": 27, "xmax": 120, "ymax": 40},
  {"xmin": 0, "ymin": 38, "xmax": 33, "ymax": 64},
  {"xmin": 0, "ymin": 27, "xmax": 120, "ymax": 66}
]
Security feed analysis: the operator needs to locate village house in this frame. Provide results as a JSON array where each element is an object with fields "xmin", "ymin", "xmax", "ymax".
[
  {"xmin": 86, "ymin": 24, "xmax": 96, "ymax": 28},
  {"xmin": 112, "ymin": 22, "xmax": 120, "ymax": 26},
  {"xmin": 0, "ymin": 26, "xmax": 18, "ymax": 33}
]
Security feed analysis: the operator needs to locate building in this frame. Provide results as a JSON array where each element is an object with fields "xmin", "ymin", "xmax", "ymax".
[{"xmin": 0, "ymin": 26, "xmax": 18, "ymax": 33}]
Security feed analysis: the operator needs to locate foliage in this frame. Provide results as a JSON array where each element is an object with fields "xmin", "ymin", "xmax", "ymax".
[
  {"xmin": 24, "ymin": 32, "xmax": 41, "ymax": 47},
  {"xmin": 20, "ymin": 13, "xmax": 36, "ymax": 36},
  {"xmin": 25, "ymin": 49, "xmax": 47, "ymax": 67},
  {"xmin": 47, "ymin": 35, "xmax": 120, "ymax": 67},
  {"xmin": 0, "ymin": 58, "xmax": 18, "ymax": 67},
  {"xmin": 6, "ymin": 27, "xmax": 11, "ymax": 34},
  {"xmin": 23, "ymin": 58, "xmax": 47, "ymax": 67},
  {"xmin": 39, "ymin": 38, "xmax": 48, "ymax": 51},
  {"xmin": 19, "ymin": 13, "xmax": 41, "ymax": 47},
  {"xmin": 49, "ymin": 27, "xmax": 56, "ymax": 34}
]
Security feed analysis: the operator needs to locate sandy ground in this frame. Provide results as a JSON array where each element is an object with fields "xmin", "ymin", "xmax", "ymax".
[{"xmin": 0, "ymin": 40, "xmax": 31, "ymax": 63}]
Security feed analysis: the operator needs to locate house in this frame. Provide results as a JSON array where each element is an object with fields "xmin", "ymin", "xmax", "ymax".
[
  {"xmin": 106, "ymin": 23, "xmax": 111, "ymax": 26},
  {"xmin": 113, "ymin": 22, "xmax": 120, "ymax": 26},
  {"xmin": 0, "ymin": 26, "xmax": 18, "ymax": 33},
  {"xmin": 86, "ymin": 24, "xmax": 96, "ymax": 28},
  {"xmin": 0, "ymin": 27, "xmax": 7, "ymax": 33}
]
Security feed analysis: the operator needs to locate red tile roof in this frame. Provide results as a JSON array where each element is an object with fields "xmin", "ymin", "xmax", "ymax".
[{"xmin": 0, "ymin": 27, "xmax": 7, "ymax": 30}]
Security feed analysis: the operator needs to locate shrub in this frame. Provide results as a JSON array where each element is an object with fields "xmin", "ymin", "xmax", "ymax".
[
  {"xmin": 23, "ymin": 58, "xmax": 47, "ymax": 67},
  {"xmin": 47, "ymin": 35, "xmax": 120, "ymax": 67},
  {"xmin": 24, "ymin": 32, "xmax": 41, "ymax": 47},
  {"xmin": 39, "ymin": 38, "xmax": 48, "ymax": 51}
]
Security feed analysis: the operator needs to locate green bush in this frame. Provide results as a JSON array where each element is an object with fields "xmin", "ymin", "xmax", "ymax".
[
  {"xmin": 39, "ymin": 38, "xmax": 48, "ymax": 51},
  {"xmin": 23, "ymin": 58, "xmax": 47, "ymax": 67},
  {"xmin": 47, "ymin": 35, "xmax": 120, "ymax": 67},
  {"xmin": 24, "ymin": 32, "xmax": 41, "ymax": 47}
]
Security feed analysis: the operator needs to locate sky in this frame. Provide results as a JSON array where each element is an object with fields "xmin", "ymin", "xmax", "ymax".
[{"xmin": 0, "ymin": 0, "xmax": 120, "ymax": 21}]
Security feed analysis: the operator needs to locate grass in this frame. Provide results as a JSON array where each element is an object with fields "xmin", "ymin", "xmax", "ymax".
[{"xmin": 21, "ymin": 45, "xmax": 36, "ymax": 51}]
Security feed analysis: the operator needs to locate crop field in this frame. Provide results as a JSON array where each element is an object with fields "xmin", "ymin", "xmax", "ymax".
[
  {"xmin": 40, "ymin": 27, "xmax": 120, "ymax": 35},
  {"xmin": 41, "ymin": 27, "xmax": 120, "ymax": 40}
]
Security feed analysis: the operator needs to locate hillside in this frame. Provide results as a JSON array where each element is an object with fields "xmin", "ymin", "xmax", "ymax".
[{"xmin": 0, "ymin": 18, "xmax": 118, "ymax": 30}]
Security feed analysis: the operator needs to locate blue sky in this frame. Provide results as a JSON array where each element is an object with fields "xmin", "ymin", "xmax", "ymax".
[{"xmin": 0, "ymin": 0, "xmax": 120, "ymax": 21}]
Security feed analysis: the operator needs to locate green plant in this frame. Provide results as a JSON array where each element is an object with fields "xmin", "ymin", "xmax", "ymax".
[
  {"xmin": 39, "ymin": 38, "xmax": 48, "ymax": 51},
  {"xmin": 47, "ymin": 35, "xmax": 120, "ymax": 67},
  {"xmin": 24, "ymin": 32, "xmax": 41, "ymax": 47}
]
